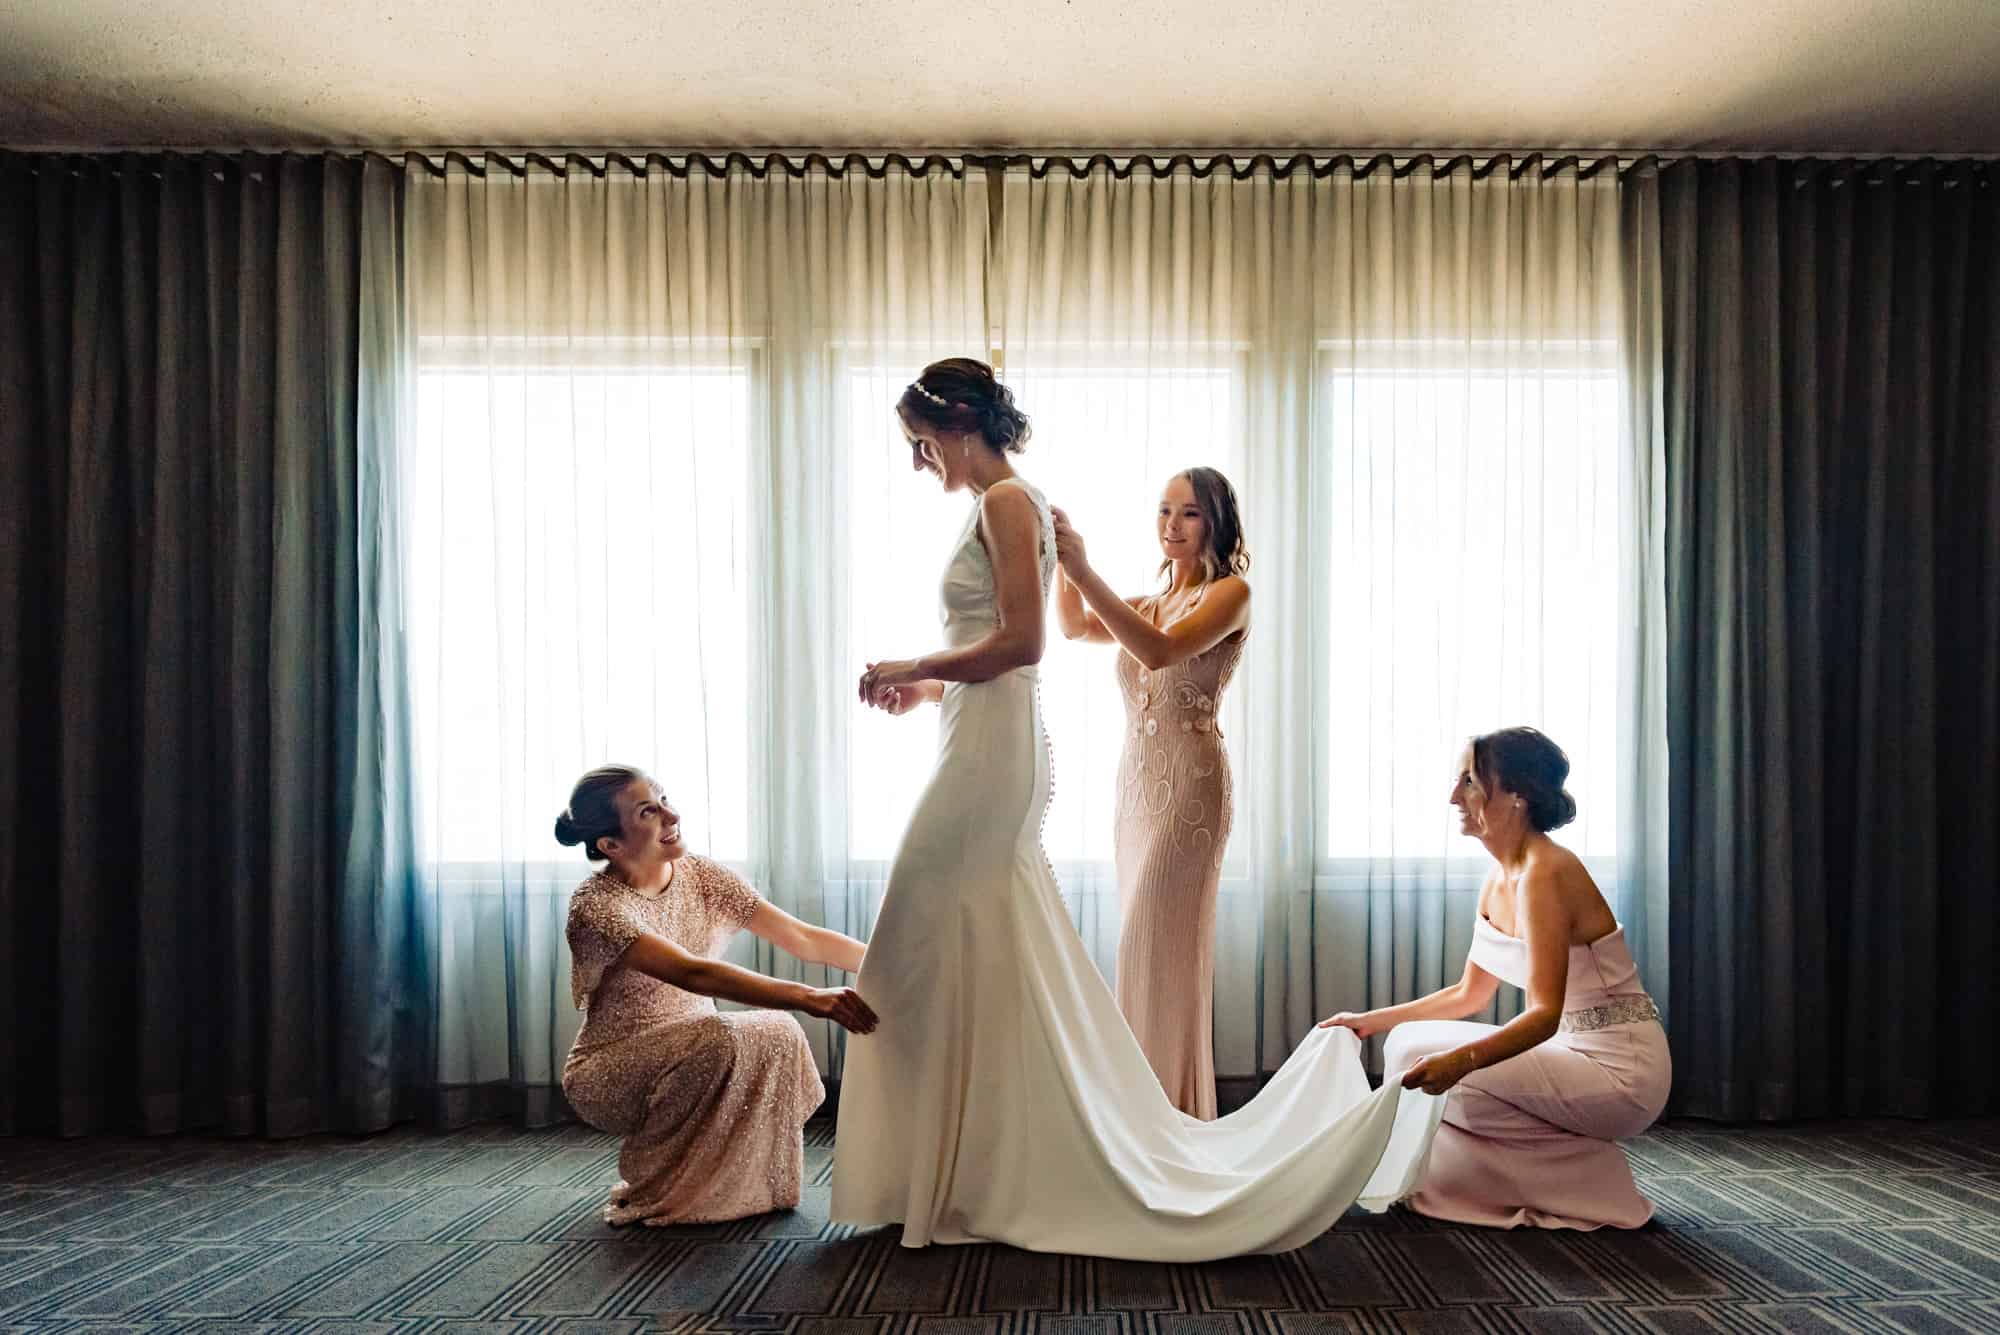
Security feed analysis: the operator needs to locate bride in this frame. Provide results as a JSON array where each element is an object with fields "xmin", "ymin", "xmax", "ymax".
[{"xmin": 834, "ymin": 358, "xmax": 1441, "ymax": 1261}]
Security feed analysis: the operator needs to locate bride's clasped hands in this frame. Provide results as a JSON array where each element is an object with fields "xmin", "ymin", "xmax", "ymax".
[{"xmin": 859, "ymin": 659, "xmax": 938, "ymax": 715}]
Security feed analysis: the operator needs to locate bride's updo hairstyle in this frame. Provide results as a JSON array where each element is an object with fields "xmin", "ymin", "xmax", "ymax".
[
  {"xmin": 1471, "ymin": 727, "xmax": 1579, "ymax": 833},
  {"xmin": 897, "ymin": 357, "xmax": 1031, "ymax": 454},
  {"xmin": 554, "ymin": 764, "xmax": 646, "ymax": 861}
]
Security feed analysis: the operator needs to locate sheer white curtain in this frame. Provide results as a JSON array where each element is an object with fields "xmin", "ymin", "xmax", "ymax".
[
  {"xmin": 987, "ymin": 157, "xmax": 1667, "ymax": 1086},
  {"xmin": 398, "ymin": 152, "xmax": 1666, "ymax": 1114},
  {"xmin": 1302, "ymin": 157, "xmax": 1667, "ymax": 1076},
  {"xmin": 401, "ymin": 154, "xmax": 986, "ymax": 1118}
]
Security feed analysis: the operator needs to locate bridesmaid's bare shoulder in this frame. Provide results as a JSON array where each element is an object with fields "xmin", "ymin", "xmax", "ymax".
[
  {"xmin": 1523, "ymin": 839, "xmax": 1615, "ymax": 941},
  {"xmin": 1206, "ymin": 575, "xmax": 1250, "ymax": 637}
]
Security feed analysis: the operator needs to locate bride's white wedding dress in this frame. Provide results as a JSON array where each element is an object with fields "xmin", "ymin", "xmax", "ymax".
[{"xmin": 833, "ymin": 479, "xmax": 1442, "ymax": 1261}]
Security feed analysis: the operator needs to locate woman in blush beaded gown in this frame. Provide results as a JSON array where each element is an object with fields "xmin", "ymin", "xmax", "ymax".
[
  {"xmin": 1048, "ymin": 469, "xmax": 1251, "ymax": 1120},
  {"xmin": 833, "ymin": 359, "xmax": 1443, "ymax": 1261},
  {"xmin": 1320, "ymin": 728, "xmax": 1672, "ymax": 1229},
  {"xmin": 556, "ymin": 764, "xmax": 878, "ymax": 1226}
]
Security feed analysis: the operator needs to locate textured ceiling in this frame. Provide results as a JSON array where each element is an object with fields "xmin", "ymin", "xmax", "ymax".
[{"xmin": 2, "ymin": 0, "xmax": 1998, "ymax": 154}]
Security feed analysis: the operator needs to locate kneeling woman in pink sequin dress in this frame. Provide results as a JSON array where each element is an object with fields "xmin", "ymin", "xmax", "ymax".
[
  {"xmin": 1321, "ymin": 728, "xmax": 1671, "ymax": 1229},
  {"xmin": 556, "ymin": 764, "xmax": 878, "ymax": 1226}
]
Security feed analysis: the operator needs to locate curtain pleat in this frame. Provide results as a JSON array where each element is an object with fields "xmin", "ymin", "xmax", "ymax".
[
  {"xmin": 1661, "ymin": 158, "xmax": 2000, "ymax": 1119},
  {"xmin": 0, "ymin": 151, "xmax": 422, "ymax": 1136}
]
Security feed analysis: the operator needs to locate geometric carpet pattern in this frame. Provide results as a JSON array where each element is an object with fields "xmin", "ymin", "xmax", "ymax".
[{"xmin": 3, "ymin": 1118, "xmax": 1998, "ymax": 1333}]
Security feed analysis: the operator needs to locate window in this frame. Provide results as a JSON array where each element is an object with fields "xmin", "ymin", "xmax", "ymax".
[
  {"xmin": 409, "ymin": 357, "xmax": 754, "ymax": 868},
  {"xmin": 1321, "ymin": 355, "xmax": 1622, "ymax": 860}
]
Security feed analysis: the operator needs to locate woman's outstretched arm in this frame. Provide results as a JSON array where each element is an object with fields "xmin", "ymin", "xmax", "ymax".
[
  {"xmin": 618, "ymin": 933, "xmax": 878, "ymax": 1033},
  {"xmin": 746, "ymin": 901, "xmax": 867, "ymax": 974}
]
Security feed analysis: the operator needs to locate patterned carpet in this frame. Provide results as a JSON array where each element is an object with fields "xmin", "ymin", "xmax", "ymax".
[{"xmin": 2, "ymin": 1117, "xmax": 1998, "ymax": 1334}]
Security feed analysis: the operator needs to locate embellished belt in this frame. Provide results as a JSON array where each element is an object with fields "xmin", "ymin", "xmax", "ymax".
[{"xmin": 1559, "ymin": 994, "xmax": 1661, "ymax": 1034}]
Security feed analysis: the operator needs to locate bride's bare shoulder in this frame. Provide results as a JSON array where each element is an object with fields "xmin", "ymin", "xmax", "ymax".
[
  {"xmin": 978, "ymin": 480, "xmax": 1045, "ymax": 538},
  {"xmin": 980, "ymin": 476, "xmax": 1040, "ymax": 513}
]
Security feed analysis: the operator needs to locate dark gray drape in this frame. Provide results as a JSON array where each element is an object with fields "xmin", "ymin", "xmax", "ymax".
[
  {"xmin": 1660, "ymin": 157, "xmax": 2000, "ymax": 1120},
  {"xmin": 0, "ymin": 152, "xmax": 428, "ymax": 1136}
]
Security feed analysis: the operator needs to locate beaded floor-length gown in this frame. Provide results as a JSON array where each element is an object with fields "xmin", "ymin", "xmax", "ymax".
[
  {"xmin": 1111, "ymin": 596, "xmax": 1244, "ymax": 1120},
  {"xmin": 562, "ymin": 856, "xmax": 823, "ymax": 1225}
]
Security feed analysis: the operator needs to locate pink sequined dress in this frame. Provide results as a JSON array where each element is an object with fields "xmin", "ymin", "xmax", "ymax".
[
  {"xmin": 561, "ymin": 855, "xmax": 824, "ymax": 1225},
  {"xmin": 1384, "ymin": 916, "xmax": 1672, "ymax": 1229},
  {"xmin": 1111, "ymin": 597, "xmax": 1244, "ymax": 1119}
]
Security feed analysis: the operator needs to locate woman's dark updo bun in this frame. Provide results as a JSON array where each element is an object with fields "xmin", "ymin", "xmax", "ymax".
[
  {"xmin": 1471, "ymin": 727, "xmax": 1578, "ymax": 833},
  {"xmin": 897, "ymin": 357, "xmax": 1031, "ymax": 454},
  {"xmin": 555, "ymin": 764, "xmax": 645, "ymax": 861}
]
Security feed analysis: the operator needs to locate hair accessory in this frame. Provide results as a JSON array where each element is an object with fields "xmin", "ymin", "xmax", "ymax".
[{"xmin": 908, "ymin": 380, "xmax": 949, "ymax": 407}]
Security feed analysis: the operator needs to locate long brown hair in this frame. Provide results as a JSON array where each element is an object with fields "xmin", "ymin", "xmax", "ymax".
[{"xmin": 1159, "ymin": 466, "xmax": 1251, "ymax": 585}]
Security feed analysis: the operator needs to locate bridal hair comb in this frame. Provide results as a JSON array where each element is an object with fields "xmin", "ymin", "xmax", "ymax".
[{"xmin": 907, "ymin": 380, "xmax": 949, "ymax": 407}]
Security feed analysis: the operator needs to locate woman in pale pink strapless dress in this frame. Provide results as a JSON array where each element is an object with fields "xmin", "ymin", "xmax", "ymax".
[
  {"xmin": 1322, "ymin": 727, "xmax": 1672, "ymax": 1229},
  {"xmin": 553, "ymin": 765, "xmax": 878, "ymax": 1225},
  {"xmin": 1051, "ymin": 468, "xmax": 1251, "ymax": 1120}
]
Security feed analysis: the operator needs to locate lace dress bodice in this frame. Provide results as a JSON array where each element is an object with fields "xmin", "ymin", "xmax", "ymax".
[
  {"xmin": 1113, "ymin": 593, "xmax": 1244, "ymax": 871},
  {"xmin": 1113, "ymin": 597, "xmax": 1244, "ymax": 740}
]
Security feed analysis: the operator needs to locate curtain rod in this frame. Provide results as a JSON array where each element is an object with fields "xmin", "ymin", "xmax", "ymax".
[
  {"xmin": 408, "ymin": 147, "xmax": 2000, "ymax": 165},
  {"xmin": 7, "ymin": 147, "xmax": 1996, "ymax": 186},
  {"xmin": 7, "ymin": 144, "xmax": 1998, "ymax": 169},
  {"xmin": 394, "ymin": 150, "xmax": 1640, "ymax": 181}
]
